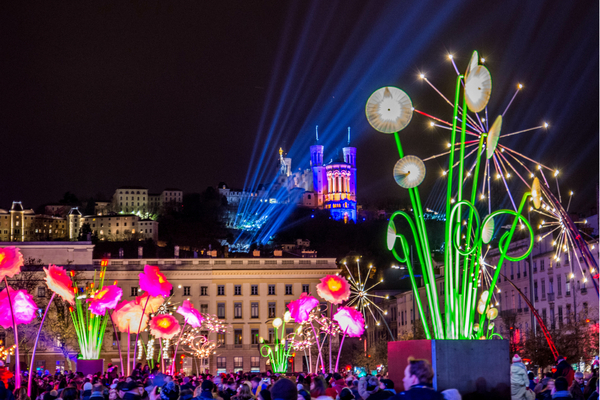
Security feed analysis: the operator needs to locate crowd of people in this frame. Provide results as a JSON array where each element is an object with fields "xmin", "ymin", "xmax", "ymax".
[
  {"xmin": 0, "ymin": 354, "xmax": 594, "ymax": 400},
  {"xmin": 510, "ymin": 354, "xmax": 598, "ymax": 400}
]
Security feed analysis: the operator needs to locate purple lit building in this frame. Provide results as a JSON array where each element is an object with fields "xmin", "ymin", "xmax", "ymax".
[{"xmin": 310, "ymin": 142, "xmax": 357, "ymax": 222}]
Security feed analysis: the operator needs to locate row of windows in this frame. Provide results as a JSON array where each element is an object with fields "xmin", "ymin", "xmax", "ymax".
[
  {"xmin": 216, "ymin": 356, "xmax": 260, "ymax": 370},
  {"xmin": 172, "ymin": 284, "xmax": 310, "ymax": 297}
]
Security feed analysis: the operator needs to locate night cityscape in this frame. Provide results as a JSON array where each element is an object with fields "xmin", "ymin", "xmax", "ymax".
[{"xmin": 0, "ymin": 1, "xmax": 598, "ymax": 398}]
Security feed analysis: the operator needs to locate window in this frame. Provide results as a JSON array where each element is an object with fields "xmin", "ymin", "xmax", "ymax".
[
  {"xmin": 549, "ymin": 277, "xmax": 554, "ymax": 293},
  {"xmin": 558, "ymin": 306, "xmax": 563, "ymax": 328},
  {"xmin": 511, "ymin": 291, "xmax": 515, "ymax": 310},
  {"xmin": 183, "ymin": 286, "xmax": 191, "ymax": 296},
  {"xmin": 251, "ymin": 356, "xmax": 260, "ymax": 368},
  {"xmin": 234, "ymin": 303, "xmax": 242, "ymax": 319},
  {"xmin": 566, "ymin": 277, "xmax": 571, "ymax": 296},
  {"xmin": 302, "ymin": 284, "xmax": 310, "ymax": 294},
  {"xmin": 251, "ymin": 285, "xmax": 258, "ymax": 295},
  {"xmin": 217, "ymin": 303, "xmax": 225, "ymax": 319},
  {"xmin": 217, "ymin": 357, "xmax": 226, "ymax": 369},
  {"xmin": 234, "ymin": 285, "xmax": 242, "ymax": 296},
  {"xmin": 251, "ymin": 302, "xmax": 259, "ymax": 318},
  {"xmin": 518, "ymin": 293, "xmax": 522, "ymax": 310},
  {"xmin": 201, "ymin": 286, "xmax": 208, "ymax": 296},
  {"xmin": 200, "ymin": 304, "xmax": 208, "ymax": 313},
  {"xmin": 234, "ymin": 356, "xmax": 243, "ymax": 370},
  {"xmin": 268, "ymin": 302, "xmax": 276, "ymax": 318},
  {"xmin": 131, "ymin": 287, "xmax": 138, "ymax": 297},
  {"xmin": 217, "ymin": 333, "xmax": 225, "ymax": 346},
  {"xmin": 523, "ymin": 263, "xmax": 527, "ymax": 277},
  {"xmin": 557, "ymin": 275, "xmax": 562, "ymax": 296},
  {"xmin": 566, "ymin": 304, "xmax": 571, "ymax": 324},
  {"xmin": 542, "ymin": 308, "xmax": 547, "ymax": 325},
  {"xmin": 285, "ymin": 285, "xmax": 293, "ymax": 295},
  {"xmin": 218, "ymin": 285, "xmax": 225, "ymax": 296},
  {"xmin": 541, "ymin": 279, "xmax": 546, "ymax": 299},
  {"xmin": 234, "ymin": 330, "xmax": 243, "ymax": 346},
  {"xmin": 583, "ymin": 302, "xmax": 588, "ymax": 315},
  {"xmin": 268, "ymin": 285, "xmax": 276, "ymax": 295},
  {"xmin": 37, "ymin": 287, "xmax": 46, "ymax": 297},
  {"xmin": 540, "ymin": 260, "xmax": 545, "ymax": 271},
  {"xmin": 550, "ymin": 307, "xmax": 555, "ymax": 330},
  {"xmin": 268, "ymin": 328, "xmax": 274, "ymax": 343},
  {"xmin": 251, "ymin": 329, "xmax": 259, "ymax": 345},
  {"xmin": 511, "ymin": 263, "xmax": 514, "ymax": 279}
]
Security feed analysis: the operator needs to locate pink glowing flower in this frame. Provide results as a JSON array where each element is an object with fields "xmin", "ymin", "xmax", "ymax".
[
  {"xmin": 43, "ymin": 265, "xmax": 75, "ymax": 304},
  {"xmin": 333, "ymin": 306, "xmax": 365, "ymax": 337},
  {"xmin": 287, "ymin": 293, "xmax": 319, "ymax": 323},
  {"xmin": 135, "ymin": 292, "xmax": 165, "ymax": 314},
  {"xmin": 139, "ymin": 265, "xmax": 172, "ymax": 297},
  {"xmin": 150, "ymin": 314, "xmax": 181, "ymax": 339},
  {"xmin": 176, "ymin": 300, "xmax": 204, "ymax": 328},
  {"xmin": 112, "ymin": 300, "xmax": 149, "ymax": 334},
  {"xmin": 316, "ymin": 275, "xmax": 351, "ymax": 305},
  {"xmin": 87, "ymin": 285, "xmax": 123, "ymax": 316},
  {"xmin": 0, "ymin": 247, "xmax": 23, "ymax": 282},
  {"xmin": 0, "ymin": 287, "xmax": 38, "ymax": 328}
]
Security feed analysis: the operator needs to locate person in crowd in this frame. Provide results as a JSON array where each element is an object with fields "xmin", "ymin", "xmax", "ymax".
[
  {"xmin": 193, "ymin": 380, "xmax": 215, "ymax": 400},
  {"xmin": 338, "ymin": 388, "xmax": 354, "ymax": 400},
  {"xmin": 511, "ymin": 354, "xmax": 534, "ymax": 400},
  {"xmin": 586, "ymin": 379, "xmax": 598, "ymax": 400},
  {"xmin": 82, "ymin": 383, "xmax": 94, "ymax": 400},
  {"xmin": 528, "ymin": 372, "xmax": 537, "ymax": 391},
  {"xmin": 89, "ymin": 384, "xmax": 105, "ymax": 400},
  {"xmin": 310, "ymin": 377, "xmax": 333, "ymax": 400},
  {"xmin": 271, "ymin": 379, "xmax": 298, "ymax": 400},
  {"xmin": 257, "ymin": 390, "xmax": 271, "ymax": 400},
  {"xmin": 536, "ymin": 378, "xmax": 554, "ymax": 400},
  {"xmin": 390, "ymin": 357, "xmax": 444, "ymax": 400},
  {"xmin": 379, "ymin": 380, "xmax": 396, "ymax": 397},
  {"xmin": 552, "ymin": 377, "xmax": 573, "ymax": 399},
  {"xmin": 440, "ymin": 389, "xmax": 461, "ymax": 400},
  {"xmin": 232, "ymin": 385, "xmax": 253, "ymax": 400},
  {"xmin": 554, "ymin": 357, "xmax": 575, "ymax": 387},
  {"xmin": 569, "ymin": 372, "xmax": 585, "ymax": 400},
  {"xmin": 357, "ymin": 377, "xmax": 379, "ymax": 400}
]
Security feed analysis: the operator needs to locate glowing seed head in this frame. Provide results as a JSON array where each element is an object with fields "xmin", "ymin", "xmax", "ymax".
[
  {"xmin": 448, "ymin": 54, "xmax": 453, "ymax": 60},
  {"xmin": 419, "ymin": 74, "xmax": 425, "ymax": 79},
  {"xmin": 518, "ymin": 84, "xmax": 523, "ymax": 89}
]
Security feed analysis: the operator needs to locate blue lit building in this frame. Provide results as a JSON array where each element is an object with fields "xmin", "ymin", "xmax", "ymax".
[{"xmin": 310, "ymin": 142, "xmax": 357, "ymax": 222}]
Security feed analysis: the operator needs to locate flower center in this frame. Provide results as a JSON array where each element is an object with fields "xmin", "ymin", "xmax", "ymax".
[
  {"xmin": 158, "ymin": 318, "xmax": 171, "ymax": 328},
  {"xmin": 327, "ymin": 278, "xmax": 342, "ymax": 292}
]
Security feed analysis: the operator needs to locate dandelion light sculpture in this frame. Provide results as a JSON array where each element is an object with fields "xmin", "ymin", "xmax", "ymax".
[
  {"xmin": 260, "ymin": 311, "xmax": 295, "ymax": 373},
  {"xmin": 367, "ymin": 51, "xmax": 537, "ymax": 340}
]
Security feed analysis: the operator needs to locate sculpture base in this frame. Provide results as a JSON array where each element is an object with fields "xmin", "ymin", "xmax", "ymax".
[
  {"xmin": 388, "ymin": 340, "xmax": 510, "ymax": 399},
  {"xmin": 76, "ymin": 359, "xmax": 104, "ymax": 376}
]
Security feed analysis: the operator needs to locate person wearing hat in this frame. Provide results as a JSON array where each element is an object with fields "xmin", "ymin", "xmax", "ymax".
[
  {"xmin": 119, "ymin": 381, "xmax": 144, "ymax": 400},
  {"xmin": 510, "ymin": 354, "xmax": 534, "ymax": 400},
  {"xmin": 554, "ymin": 355, "xmax": 575, "ymax": 387}
]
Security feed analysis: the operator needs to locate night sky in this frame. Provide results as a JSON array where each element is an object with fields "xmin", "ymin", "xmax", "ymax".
[{"xmin": 0, "ymin": 1, "xmax": 598, "ymax": 213}]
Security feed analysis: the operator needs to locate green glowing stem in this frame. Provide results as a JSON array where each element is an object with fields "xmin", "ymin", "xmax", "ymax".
[
  {"xmin": 394, "ymin": 132, "xmax": 443, "ymax": 338},
  {"xmin": 389, "ymin": 211, "xmax": 431, "ymax": 337},
  {"xmin": 464, "ymin": 248, "xmax": 481, "ymax": 336},
  {"xmin": 444, "ymin": 75, "xmax": 462, "ymax": 338},
  {"xmin": 476, "ymin": 193, "xmax": 532, "ymax": 338},
  {"xmin": 460, "ymin": 135, "xmax": 484, "ymax": 328},
  {"xmin": 396, "ymin": 235, "xmax": 432, "ymax": 339}
]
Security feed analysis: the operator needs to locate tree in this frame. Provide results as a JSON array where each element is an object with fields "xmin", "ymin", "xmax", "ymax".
[
  {"xmin": 352, "ymin": 339, "xmax": 388, "ymax": 374},
  {"xmin": 499, "ymin": 310, "xmax": 519, "ymax": 354}
]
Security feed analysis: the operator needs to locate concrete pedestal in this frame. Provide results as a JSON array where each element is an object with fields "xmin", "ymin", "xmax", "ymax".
[
  {"xmin": 388, "ymin": 340, "xmax": 510, "ymax": 399},
  {"xmin": 76, "ymin": 359, "xmax": 104, "ymax": 376}
]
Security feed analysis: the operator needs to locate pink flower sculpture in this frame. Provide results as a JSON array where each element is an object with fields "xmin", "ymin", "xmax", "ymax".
[
  {"xmin": 333, "ymin": 307, "xmax": 365, "ymax": 337},
  {"xmin": 0, "ymin": 247, "xmax": 23, "ymax": 282},
  {"xmin": 135, "ymin": 292, "xmax": 165, "ymax": 314},
  {"xmin": 287, "ymin": 293, "xmax": 319, "ymax": 323},
  {"xmin": 150, "ymin": 314, "xmax": 181, "ymax": 339},
  {"xmin": 316, "ymin": 275, "xmax": 351, "ymax": 305},
  {"xmin": 43, "ymin": 265, "xmax": 75, "ymax": 304},
  {"xmin": 112, "ymin": 300, "xmax": 149, "ymax": 333},
  {"xmin": 176, "ymin": 300, "xmax": 205, "ymax": 328},
  {"xmin": 0, "ymin": 287, "xmax": 38, "ymax": 328},
  {"xmin": 139, "ymin": 265, "xmax": 172, "ymax": 297},
  {"xmin": 87, "ymin": 285, "xmax": 123, "ymax": 316}
]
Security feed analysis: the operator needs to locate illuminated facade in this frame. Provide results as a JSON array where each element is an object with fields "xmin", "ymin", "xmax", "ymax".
[{"xmin": 311, "ymin": 144, "xmax": 357, "ymax": 222}]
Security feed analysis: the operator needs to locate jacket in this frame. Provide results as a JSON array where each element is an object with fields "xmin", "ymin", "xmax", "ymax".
[
  {"xmin": 554, "ymin": 361, "xmax": 575, "ymax": 387},
  {"xmin": 551, "ymin": 391, "xmax": 572, "ymax": 398},
  {"xmin": 569, "ymin": 382, "xmax": 585, "ymax": 400},
  {"xmin": 511, "ymin": 362, "xmax": 529, "ymax": 400},
  {"xmin": 390, "ymin": 386, "xmax": 444, "ymax": 400}
]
